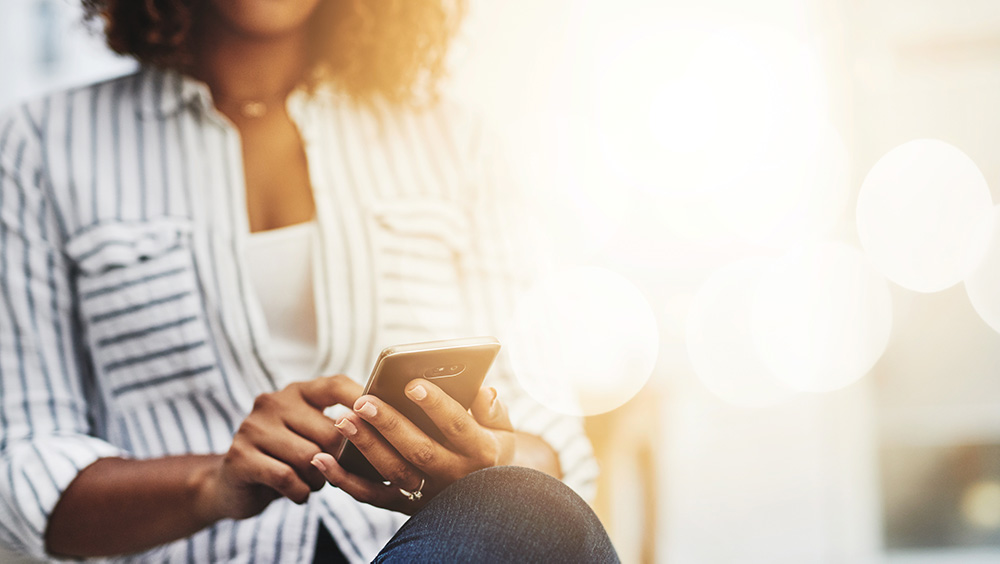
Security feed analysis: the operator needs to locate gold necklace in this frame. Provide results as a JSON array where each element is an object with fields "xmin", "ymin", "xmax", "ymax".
[
  {"xmin": 222, "ymin": 94, "xmax": 287, "ymax": 119},
  {"xmin": 239, "ymin": 101, "xmax": 269, "ymax": 119}
]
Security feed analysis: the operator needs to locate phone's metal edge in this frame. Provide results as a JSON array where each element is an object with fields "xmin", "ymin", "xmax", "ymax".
[
  {"xmin": 380, "ymin": 336, "xmax": 500, "ymax": 358},
  {"xmin": 365, "ymin": 336, "xmax": 499, "ymax": 393}
]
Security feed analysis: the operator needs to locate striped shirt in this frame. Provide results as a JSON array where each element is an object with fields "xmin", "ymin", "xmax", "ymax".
[{"xmin": 0, "ymin": 67, "xmax": 598, "ymax": 563}]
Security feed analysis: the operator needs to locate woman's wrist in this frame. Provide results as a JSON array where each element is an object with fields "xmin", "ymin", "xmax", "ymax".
[{"xmin": 189, "ymin": 454, "xmax": 227, "ymax": 526}]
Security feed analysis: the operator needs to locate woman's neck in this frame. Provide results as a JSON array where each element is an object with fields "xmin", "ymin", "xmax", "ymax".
[{"xmin": 191, "ymin": 15, "xmax": 311, "ymax": 113}]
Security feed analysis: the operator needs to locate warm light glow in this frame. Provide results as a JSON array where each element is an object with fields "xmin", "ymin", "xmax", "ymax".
[
  {"xmin": 751, "ymin": 242, "xmax": 893, "ymax": 393},
  {"xmin": 857, "ymin": 139, "xmax": 994, "ymax": 293},
  {"xmin": 506, "ymin": 267, "xmax": 660, "ymax": 416},
  {"xmin": 714, "ymin": 124, "xmax": 851, "ymax": 248},
  {"xmin": 686, "ymin": 258, "xmax": 797, "ymax": 408},
  {"xmin": 505, "ymin": 110, "xmax": 634, "ymax": 261},
  {"xmin": 961, "ymin": 480, "xmax": 1000, "ymax": 529},
  {"xmin": 662, "ymin": 292, "xmax": 695, "ymax": 341},
  {"xmin": 964, "ymin": 205, "xmax": 1000, "ymax": 333},
  {"xmin": 591, "ymin": 22, "xmax": 845, "ymax": 248}
]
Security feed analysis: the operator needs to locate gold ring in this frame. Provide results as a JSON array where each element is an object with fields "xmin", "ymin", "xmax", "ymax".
[{"xmin": 399, "ymin": 478, "xmax": 425, "ymax": 501}]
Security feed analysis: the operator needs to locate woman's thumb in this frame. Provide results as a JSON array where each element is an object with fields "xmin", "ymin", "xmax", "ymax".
[{"xmin": 470, "ymin": 386, "xmax": 512, "ymax": 431}]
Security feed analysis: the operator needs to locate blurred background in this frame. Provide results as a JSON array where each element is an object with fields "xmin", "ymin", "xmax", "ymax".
[{"xmin": 4, "ymin": 0, "xmax": 1000, "ymax": 563}]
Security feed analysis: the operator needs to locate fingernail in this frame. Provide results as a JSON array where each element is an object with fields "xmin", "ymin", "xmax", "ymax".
[
  {"xmin": 488, "ymin": 387, "xmax": 498, "ymax": 404},
  {"xmin": 335, "ymin": 418, "xmax": 357, "ymax": 436},
  {"xmin": 357, "ymin": 402, "xmax": 377, "ymax": 418},
  {"xmin": 408, "ymin": 384, "xmax": 427, "ymax": 401},
  {"xmin": 311, "ymin": 453, "xmax": 330, "ymax": 472}
]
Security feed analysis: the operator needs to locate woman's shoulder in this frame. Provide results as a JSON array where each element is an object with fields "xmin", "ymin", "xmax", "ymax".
[
  {"xmin": 318, "ymin": 88, "xmax": 486, "ymax": 153},
  {"xmin": 405, "ymin": 95, "xmax": 486, "ymax": 148},
  {"xmin": 0, "ymin": 67, "xmax": 182, "ymax": 145},
  {"xmin": 4, "ymin": 68, "xmax": 142, "ymax": 116}
]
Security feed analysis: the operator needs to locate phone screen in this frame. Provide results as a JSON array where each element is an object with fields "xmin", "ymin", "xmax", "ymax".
[{"xmin": 334, "ymin": 336, "xmax": 501, "ymax": 481}]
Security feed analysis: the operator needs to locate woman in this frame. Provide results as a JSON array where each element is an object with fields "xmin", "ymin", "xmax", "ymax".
[{"xmin": 0, "ymin": 0, "xmax": 617, "ymax": 562}]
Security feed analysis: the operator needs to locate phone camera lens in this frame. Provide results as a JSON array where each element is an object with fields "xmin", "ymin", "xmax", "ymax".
[{"xmin": 423, "ymin": 363, "xmax": 466, "ymax": 378}]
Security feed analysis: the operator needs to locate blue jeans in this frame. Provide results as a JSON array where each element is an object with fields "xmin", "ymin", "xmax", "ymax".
[{"xmin": 372, "ymin": 466, "xmax": 619, "ymax": 563}]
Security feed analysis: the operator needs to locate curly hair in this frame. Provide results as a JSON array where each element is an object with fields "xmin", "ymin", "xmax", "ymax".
[{"xmin": 80, "ymin": 0, "xmax": 466, "ymax": 106}]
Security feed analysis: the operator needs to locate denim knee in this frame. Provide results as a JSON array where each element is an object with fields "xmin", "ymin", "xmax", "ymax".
[{"xmin": 374, "ymin": 466, "xmax": 619, "ymax": 563}]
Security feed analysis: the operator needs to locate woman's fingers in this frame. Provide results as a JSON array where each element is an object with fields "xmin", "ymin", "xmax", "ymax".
[
  {"xmin": 349, "ymin": 392, "xmax": 469, "ymax": 476},
  {"xmin": 468, "ymin": 386, "xmax": 513, "ymax": 431},
  {"xmin": 220, "ymin": 373, "xmax": 363, "ymax": 515},
  {"xmin": 311, "ymin": 453, "xmax": 420, "ymax": 514},
  {"xmin": 334, "ymin": 414, "xmax": 426, "ymax": 492},
  {"xmin": 317, "ymin": 383, "xmax": 526, "ymax": 512},
  {"xmin": 398, "ymin": 379, "xmax": 495, "ymax": 458},
  {"xmin": 224, "ymin": 444, "xmax": 312, "ymax": 505},
  {"xmin": 281, "ymin": 402, "xmax": 343, "ymax": 455},
  {"xmin": 237, "ymin": 417, "xmax": 328, "ymax": 491},
  {"xmin": 326, "ymin": 381, "xmax": 521, "ymax": 505},
  {"xmin": 294, "ymin": 374, "xmax": 364, "ymax": 410}
]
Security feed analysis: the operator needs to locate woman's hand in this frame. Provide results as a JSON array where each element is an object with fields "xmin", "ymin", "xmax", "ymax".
[
  {"xmin": 201, "ymin": 375, "xmax": 363, "ymax": 521},
  {"xmin": 310, "ymin": 380, "xmax": 515, "ymax": 514}
]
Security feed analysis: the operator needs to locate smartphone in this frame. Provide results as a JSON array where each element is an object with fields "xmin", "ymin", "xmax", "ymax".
[{"xmin": 334, "ymin": 336, "xmax": 501, "ymax": 481}]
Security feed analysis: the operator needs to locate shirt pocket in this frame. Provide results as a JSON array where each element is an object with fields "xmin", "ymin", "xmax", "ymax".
[
  {"xmin": 67, "ymin": 219, "xmax": 222, "ymax": 408},
  {"xmin": 368, "ymin": 200, "xmax": 475, "ymax": 343}
]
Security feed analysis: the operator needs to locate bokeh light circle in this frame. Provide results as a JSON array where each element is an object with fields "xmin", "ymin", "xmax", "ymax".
[
  {"xmin": 686, "ymin": 258, "xmax": 797, "ymax": 408},
  {"xmin": 964, "ymin": 205, "xmax": 1000, "ymax": 333},
  {"xmin": 961, "ymin": 480, "xmax": 1000, "ymax": 529},
  {"xmin": 751, "ymin": 242, "xmax": 893, "ymax": 393},
  {"xmin": 857, "ymin": 139, "xmax": 993, "ymax": 293},
  {"xmin": 506, "ymin": 267, "xmax": 659, "ymax": 416}
]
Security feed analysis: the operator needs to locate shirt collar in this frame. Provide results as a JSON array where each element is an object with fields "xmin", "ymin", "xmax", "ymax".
[
  {"xmin": 135, "ymin": 66, "xmax": 215, "ymax": 120},
  {"xmin": 135, "ymin": 65, "xmax": 337, "ymax": 122}
]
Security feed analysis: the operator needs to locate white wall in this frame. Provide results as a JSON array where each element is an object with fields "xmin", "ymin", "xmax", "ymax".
[{"xmin": 0, "ymin": 0, "xmax": 134, "ymax": 112}]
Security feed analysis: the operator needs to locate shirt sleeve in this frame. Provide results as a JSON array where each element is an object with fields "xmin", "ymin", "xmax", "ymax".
[
  {"xmin": 0, "ymin": 103, "xmax": 125, "ymax": 560},
  {"xmin": 461, "ymin": 114, "xmax": 600, "ymax": 502}
]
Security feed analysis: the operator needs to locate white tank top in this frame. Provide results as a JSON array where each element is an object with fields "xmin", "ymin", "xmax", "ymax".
[{"xmin": 244, "ymin": 221, "xmax": 320, "ymax": 388}]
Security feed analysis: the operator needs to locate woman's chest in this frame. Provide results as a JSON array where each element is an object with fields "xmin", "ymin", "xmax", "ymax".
[
  {"xmin": 56, "ymin": 99, "xmax": 484, "ymax": 405},
  {"xmin": 237, "ymin": 111, "xmax": 315, "ymax": 233}
]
